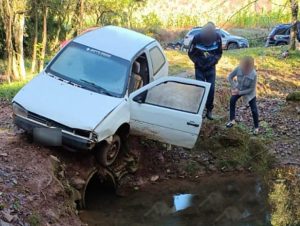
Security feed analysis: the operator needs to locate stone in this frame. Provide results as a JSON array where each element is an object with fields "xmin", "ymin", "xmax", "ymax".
[
  {"xmin": 49, "ymin": 155, "xmax": 60, "ymax": 163},
  {"xmin": 0, "ymin": 220, "xmax": 13, "ymax": 226},
  {"xmin": 150, "ymin": 175, "xmax": 159, "ymax": 182},
  {"xmin": 2, "ymin": 212, "xmax": 14, "ymax": 223},
  {"xmin": 71, "ymin": 178, "xmax": 85, "ymax": 190}
]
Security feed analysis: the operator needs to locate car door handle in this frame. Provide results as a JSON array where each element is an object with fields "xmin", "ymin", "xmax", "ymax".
[{"xmin": 187, "ymin": 121, "xmax": 199, "ymax": 127}]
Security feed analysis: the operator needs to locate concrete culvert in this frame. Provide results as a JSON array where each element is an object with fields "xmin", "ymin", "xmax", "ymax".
[{"xmin": 80, "ymin": 170, "xmax": 116, "ymax": 209}]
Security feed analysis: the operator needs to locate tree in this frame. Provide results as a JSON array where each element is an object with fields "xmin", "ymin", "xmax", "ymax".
[
  {"xmin": 289, "ymin": 0, "xmax": 299, "ymax": 50},
  {"xmin": 0, "ymin": 0, "xmax": 27, "ymax": 81}
]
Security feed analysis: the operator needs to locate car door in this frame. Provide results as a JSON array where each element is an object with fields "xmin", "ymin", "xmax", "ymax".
[{"xmin": 129, "ymin": 76, "xmax": 210, "ymax": 149}]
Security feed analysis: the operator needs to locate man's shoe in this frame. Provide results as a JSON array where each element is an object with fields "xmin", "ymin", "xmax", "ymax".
[{"xmin": 206, "ymin": 111, "xmax": 214, "ymax": 120}]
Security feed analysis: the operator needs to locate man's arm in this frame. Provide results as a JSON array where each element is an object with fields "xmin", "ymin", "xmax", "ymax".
[
  {"xmin": 205, "ymin": 34, "xmax": 223, "ymax": 68},
  {"xmin": 188, "ymin": 34, "xmax": 207, "ymax": 69}
]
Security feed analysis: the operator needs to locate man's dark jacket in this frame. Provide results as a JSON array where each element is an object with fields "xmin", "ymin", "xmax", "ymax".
[{"xmin": 188, "ymin": 31, "xmax": 223, "ymax": 71}]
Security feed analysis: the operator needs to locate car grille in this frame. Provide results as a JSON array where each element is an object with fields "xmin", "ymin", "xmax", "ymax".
[{"xmin": 27, "ymin": 112, "xmax": 91, "ymax": 138}]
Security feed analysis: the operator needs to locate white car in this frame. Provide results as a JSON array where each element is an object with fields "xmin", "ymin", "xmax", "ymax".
[{"xmin": 12, "ymin": 26, "xmax": 210, "ymax": 166}]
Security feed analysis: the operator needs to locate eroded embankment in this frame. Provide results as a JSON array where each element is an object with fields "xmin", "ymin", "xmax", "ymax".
[{"xmin": 0, "ymin": 96, "xmax": 299, "ymax": 225}]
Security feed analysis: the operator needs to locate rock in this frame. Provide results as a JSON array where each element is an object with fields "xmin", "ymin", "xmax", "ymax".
[
  {"xmin": 1, "ymin": 212, "xmax": 14, "ymax": 223},
  {"xmin": 150, "ymin": 175, "xmax": 159, "ymax": 182},
  {"xmin": 0, "ymin": 153, "xmax": 8, "ymax": 157},
  {"xmin": 49, "ymin": 155, "xmax": 60, "ymax": 163},
  {"xmin": 208, "ymin": 164, "xmax": 217, "ymax": 172},
  {"xmin": 71, "ymin": 178, "xmax": 85, "ymax": 190},
  {"xmin": 0, "ymin": 220, "xmax": 13, "ymax": 226}
]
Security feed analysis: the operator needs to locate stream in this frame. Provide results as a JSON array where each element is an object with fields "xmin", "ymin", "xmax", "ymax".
[{"xmin": 79, "ymin": 170, "xmax": 300, "ymax": 226}]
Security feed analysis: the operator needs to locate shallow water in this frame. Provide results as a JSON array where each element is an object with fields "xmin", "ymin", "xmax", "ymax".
[{"xmin": 80, "ymin": 174, "xmax": 277, "ymax": 226}]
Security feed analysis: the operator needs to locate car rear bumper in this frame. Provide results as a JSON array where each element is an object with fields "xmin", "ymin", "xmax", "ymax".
[{"xmin": 14, "ymin": 115, "xmax": 95, "ymax": 151}]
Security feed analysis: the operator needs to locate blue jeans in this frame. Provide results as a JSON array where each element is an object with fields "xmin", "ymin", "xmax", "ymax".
[
  {"xmin": 195, "ymin": 67, "xmax": 216, "ymax": 111},
  {"xmin": 230, "ymin": 95, "xmax": 259, "ymax": 128}
]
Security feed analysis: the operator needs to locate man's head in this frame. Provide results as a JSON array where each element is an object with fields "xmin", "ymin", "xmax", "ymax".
[{"xmin": 202, "ymin": 22, "xmax": 216, "ymax": 37}]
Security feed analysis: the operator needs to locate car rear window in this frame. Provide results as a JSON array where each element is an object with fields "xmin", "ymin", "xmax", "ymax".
[{"xmin": 149, "ymin": 47, "xmax": 166, "ymax": 75}]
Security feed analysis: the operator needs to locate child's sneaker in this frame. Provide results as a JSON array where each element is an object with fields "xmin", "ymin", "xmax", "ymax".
[
  {"xmin": 253, "ymin": 128, "xmax": 259, "ymax": 135},
  {"xmin": 226, "ymin": 120, "xmax": 236, "ymax": 128}
]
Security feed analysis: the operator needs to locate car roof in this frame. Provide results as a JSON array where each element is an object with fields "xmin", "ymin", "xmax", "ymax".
[
  {"xmin": 73, "ymin": 25, "xmax": 155, "ymax": 61},
  {"xmin": 275, "ymin": 23, "xmax": 291, "ymax": 28}
]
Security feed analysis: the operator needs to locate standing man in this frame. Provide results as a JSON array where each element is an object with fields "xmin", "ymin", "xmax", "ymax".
[{"xmin": 188, "ymin": 22, "xmax": 223, "ymax": 120}]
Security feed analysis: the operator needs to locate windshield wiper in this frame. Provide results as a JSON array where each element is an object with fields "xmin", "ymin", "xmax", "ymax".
[{"xmin": 80, "ymin": 79, "xmax": 114, "ymax": 97}]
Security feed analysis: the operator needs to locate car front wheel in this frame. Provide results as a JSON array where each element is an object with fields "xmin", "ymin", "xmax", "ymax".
[
  {"xmin": 227, "ymin": 42, "xmax": 239, "ymax": 50},
  {"xmin": 95, "ymin": 134, "xmax": 121, "ymax": 167}
]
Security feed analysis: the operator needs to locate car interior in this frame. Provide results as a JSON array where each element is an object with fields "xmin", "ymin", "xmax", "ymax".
[{"xmin": 130, "ymin": 53, "xmax": 150, "ymax": 93}]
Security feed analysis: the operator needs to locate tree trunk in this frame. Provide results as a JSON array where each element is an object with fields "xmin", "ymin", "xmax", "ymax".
[
  {"xmin": 38, "ymin": 5, "xmax": 48, "ymax": 72},
  {"xmin": 290, "ymin": 0, "xmax": 299, "ymax": 50},
  {"xmin": 0, "ymin": 0, "xmax": 27, "ymax": 81},
  {"xmin": 13, "ymin": 12, "xmax": 26, "ymax": 80},
  {"xmin": 31, "ymin": 0, "xmax": 38, "ymax": 73}
]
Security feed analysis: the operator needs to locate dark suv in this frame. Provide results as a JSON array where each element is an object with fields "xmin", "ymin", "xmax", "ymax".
[{"xmin": 266, "ymin": 23, "xmax": 300, "ymax": 47}]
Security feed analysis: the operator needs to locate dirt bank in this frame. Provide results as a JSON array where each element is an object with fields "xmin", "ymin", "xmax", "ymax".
[{"xmin": 0, "ymin": 94, "xmax": 299, "ymax": 225}]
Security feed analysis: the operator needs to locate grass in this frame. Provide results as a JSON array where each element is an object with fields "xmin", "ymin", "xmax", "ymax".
[
  {"xmin": 167, "ymin": 46, "xmax": 300, "ymax": 98},
  {"xmin": 0, "ymin": 80, "xmax": 29, "ymax": 101},
  {"xmin": 0, "ymin": 46, "xmax": 299, "ymax": 101},
  {"xmin": 196, "ymin": 119, "xmax": 275, "ymax": 173}
]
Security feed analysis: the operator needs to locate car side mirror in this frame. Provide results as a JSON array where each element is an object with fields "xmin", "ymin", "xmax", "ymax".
[{"xmin": 133, "ymin": 91, "xmax": 147, "ymax": 104}]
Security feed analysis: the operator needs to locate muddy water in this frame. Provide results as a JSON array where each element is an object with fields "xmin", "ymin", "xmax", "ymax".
[{"xmin": 80, "ymin": 174, "xmax": 275, "ymax": 226}]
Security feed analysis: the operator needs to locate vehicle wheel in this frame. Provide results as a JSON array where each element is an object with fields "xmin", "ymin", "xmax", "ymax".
[
  {"xmin": 276, "ymin": 42, "xmax": 287, "ymax": 46},
  {"xmin": 95, "ymin": 135, "xmax": 121, "ymax": 167},
  {"xmin": 227, "ymin": 43, "xmax": 239, "ymax": 50}
]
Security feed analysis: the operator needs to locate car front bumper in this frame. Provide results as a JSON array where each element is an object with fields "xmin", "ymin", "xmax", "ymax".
[
  {"xmin": 14, "ymin": 115, "xmax": 95, "ymax": 151},
  {"xmin": 238, "ymin": 43, "xmax": 249, "ymax": 48}
]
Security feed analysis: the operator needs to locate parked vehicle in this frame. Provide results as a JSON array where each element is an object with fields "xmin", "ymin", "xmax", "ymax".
[
  {"xmin": 166, "ymin": 39, "xmax": 184, "ymax": 50},
  {"xmin": 265, "ymin": 23, "xmax": 300, "ymax": 47},
  {"xmin": 13, "ymin": 26, "xmax": 210, "ymax": 167},
  {"xmin": 183, "ymin": 27, "xmax": 249, "ymax": 50}
]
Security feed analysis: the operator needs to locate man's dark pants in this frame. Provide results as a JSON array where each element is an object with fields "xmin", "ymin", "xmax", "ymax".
[
  {"xmin": 230, "ymin": 95, "xmax": 259, "ymax": 129},
  {"xmin": 195, "ymin": 67, "xmax": 216, "ymax": 111}
]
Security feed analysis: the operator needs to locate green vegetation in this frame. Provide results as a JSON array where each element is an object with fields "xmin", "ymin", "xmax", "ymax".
[
  {"xmin": 0, "ymin": 79, "xmax": 30, "ymax": 101},
  {"xmin": 196, "ymin": 119, "xmax": 275, "ymax": 173},
  {"xmin": 167, "ymin": 47, "xmax": 300, "ymax": 99},
  {"xmin": 269, "ymin": 168, "xmax": 300, "ymax": 226},
  {"xmin": 27, "ymin": 213, "xmax": 41, "ymax": 226},
  {"xmin": 286, "ymin": 91, "xmax": 300, "ymax": 101}
]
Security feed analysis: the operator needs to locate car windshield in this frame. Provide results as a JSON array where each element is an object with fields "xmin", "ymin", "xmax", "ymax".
[
  {"xmin": 221, "ymin": 29, "xmax": 230, "ymax": 36},
  {"xmin": 47, "ymin": 42, "xmax": 130, "ymax": 97}
]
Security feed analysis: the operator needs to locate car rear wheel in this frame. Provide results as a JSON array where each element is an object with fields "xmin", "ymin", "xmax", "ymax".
[
  {"xmin": 276, "ymin": 42, "xmax": 287, "ymax": 46},
  {"xmin": 227, "ymin": 43, "xmax": 239, "ymax": 50},
  {"xmin": 95, "ymin": 134, "xmax": 121, "ymax": 167}
]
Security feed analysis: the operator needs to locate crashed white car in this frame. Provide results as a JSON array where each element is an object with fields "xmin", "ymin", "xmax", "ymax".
[{"xmin": 12, "ymin": 26, "xmax": 210, "ymax": 166}]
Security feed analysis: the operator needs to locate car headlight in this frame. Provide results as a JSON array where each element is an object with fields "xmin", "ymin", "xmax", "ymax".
[{"xmin": 12, "ymin": 103, "xmax": 28, "ymax": 118}]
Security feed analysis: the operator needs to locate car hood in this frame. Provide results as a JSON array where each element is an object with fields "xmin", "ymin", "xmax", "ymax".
[{"xmin": 13, "ymin": 73, "xmax": 124, "ymax": 131}]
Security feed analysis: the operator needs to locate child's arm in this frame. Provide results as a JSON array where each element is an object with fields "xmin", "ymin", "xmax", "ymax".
[{"xmin": 227, "ymin": 67, "xmax": 239, "ymax": 88}]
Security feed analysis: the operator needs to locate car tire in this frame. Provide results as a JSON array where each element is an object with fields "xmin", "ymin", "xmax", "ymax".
[
  {"xmin": 227, "ymin": 42, "xmax": 239, "ymax": 50},
  {"xmin": 95, "ymin": 134, "xmax": 121, "ymax": 167},
  {"xmin": 276, "ymin": 42, "xmax": 287, "ymax": 46}
]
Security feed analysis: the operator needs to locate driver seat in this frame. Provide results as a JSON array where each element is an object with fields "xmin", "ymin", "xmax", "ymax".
[{"xmin": 132, "ymin": 61, "xmax": 143, "ymax": 90}]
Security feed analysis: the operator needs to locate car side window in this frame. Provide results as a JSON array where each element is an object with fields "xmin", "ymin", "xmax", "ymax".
[
  {"xmin": 143, "ymin": 81, "xmax": 205, "ymax": 114},
  {"xmin": 149, "ymin": 47, "xmax": 166, "ymax": 75}
]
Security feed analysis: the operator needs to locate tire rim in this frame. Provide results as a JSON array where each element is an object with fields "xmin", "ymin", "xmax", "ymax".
[{"xmin": 107, "ymin": 140, "xmax": 120, "ymax": 162}]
